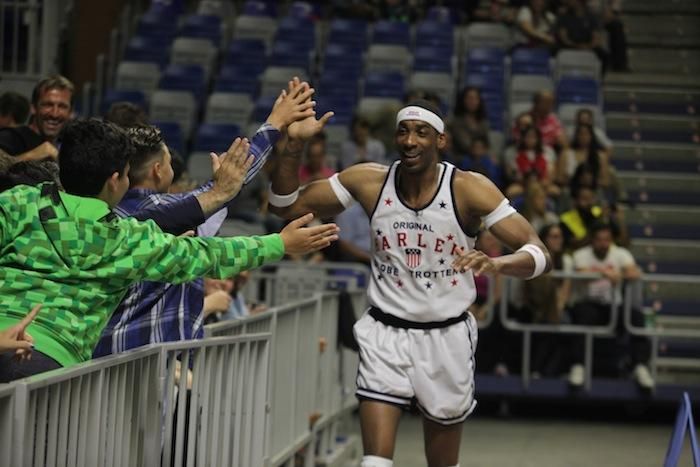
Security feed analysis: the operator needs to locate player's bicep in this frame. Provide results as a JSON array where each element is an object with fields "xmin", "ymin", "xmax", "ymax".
[
  {"xmin": 488, "ymin": 213, "xmax": 543, "ymax": 252},
  {"xmin": 294, "ymin": 179, "xmax": 346, "ymax": 219}
]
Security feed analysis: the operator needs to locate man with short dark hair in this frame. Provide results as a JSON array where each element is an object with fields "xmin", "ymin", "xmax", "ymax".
[
  {"xmin": 0, "ymin": 75, "xmax": 74, "ymax": 162},
  {"xmin": 0, "ymin": 118, "xmax": 339, "ymax": 382},
  {"xmin": 104, "ymin": 101, "xmax": 149, "ymax": 128},
  {"xmin": 0, "ymin": 91, "xmax": 30, "ymax": 128}
]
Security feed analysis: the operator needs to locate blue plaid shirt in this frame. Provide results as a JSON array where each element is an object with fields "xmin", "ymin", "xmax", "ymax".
[{"xmin": 93, "ymin": 124, "xmax": 279, "ymax": 357}]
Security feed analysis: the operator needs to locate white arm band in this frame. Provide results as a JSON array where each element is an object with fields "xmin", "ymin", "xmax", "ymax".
[
  {"xmin": 268, "ymin": 184, "xmax": 299, "ymax": 208},
  {"xmin": 517, "ymin": 244, "xmax": 547, "ymax": 279},
  {"xmin": 482, "ymin": 199, "xmax": 516, "ymax": 229},
  {"xmin": 329, "ymin": 173, "xmax": 355, "ymax": 208}
]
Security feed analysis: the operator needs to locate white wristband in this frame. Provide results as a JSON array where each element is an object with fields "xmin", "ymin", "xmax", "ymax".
[
  {"xmin": 517, "ymin": 244, "xmax": 547, "ymax": 280},
  {"xmin": 268, "ymin": 184, "xmax": 299, "ymax": 207}
]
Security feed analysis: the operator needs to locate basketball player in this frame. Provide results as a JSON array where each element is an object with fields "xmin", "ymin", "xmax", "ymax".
[{"xmin": 268, "ymin": 99, "xmax": 552, "ymax": 467}]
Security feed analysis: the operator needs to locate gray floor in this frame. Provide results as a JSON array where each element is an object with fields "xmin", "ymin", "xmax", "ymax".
[{"xmin": 349, "ymin": 413, "xmax": 696, "ymax": 467}]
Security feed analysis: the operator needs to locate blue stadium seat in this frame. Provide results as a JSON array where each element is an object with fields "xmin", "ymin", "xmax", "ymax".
[
  {"xmin": 557, "ymin": 77, "xmax": 599, "ymax": 105},
  {"xmin": 372, "ymin": 20, "xmax": 411, "ymax": 47},
  {"xmin": 179, "ymin": 14, "xmax": 222, "ymax": 45},
  {"xmin": 251, "ymin": 95, "xmax": 277, "ymax": 122},
  {"xmin": 100, "ymin": 89, "xmax": 147, "ymax": 116},
  {"xmin": 467, "ymin": 47, "xmax": 506, "ymax": 66},
  {"xmin": 319, "ymin": 71, "xmax": 361, "ymax": 98},
  {"xmin": 425, "ymin": 6, "xmax": 457, "ymax": 24},
  {"xmin": 242, "ymin": 0, "xmax": 277, "ymax": 17},
  {"xmin": 287, "ymin": 1, "xmax": 321, "ymax": 19},
  {"xmin": 415, "ymin": 20, "xmax": 454, "ymax": 51},
  {"xmin": 413, "ymin": 46, "xmax": 452, "ymax": 73},
  {"xmin": 149, "ymin": 0, "xmax": 185, "ymax": 15},
  {"xmin": 269, "ymin": 41, "xmax": 311, "ymax": 70},
  {"xmin": 215, "ymin": 65, "xmax": 259, "ymax": 96},
  {"xmin": 463, "ymin": 72, "xmax": 504, "ymax": 93},
  {"xmin": 152, "ymin": 120, "xmax": 186, "ymax": 155},
  {"xmin": 159, "ymin": 64, "xmax": 207, "ymax": 101},
  {"xmin": 193, "ymin": 123, "xmax": 241, "ymax": 153},
  {"xmin": 124, "ymin": 36, "xmax": 171, "ymax": 69},
  {"xmin": 275, "ymin": 17, "xmax": 316, "ymax": 51},
  {"xmin": 322, "ymin": 44, "xmax": 364, "ymax": 76},
  {"xmin": 136, "ymin": 11, "xmax": 178, "ymax": 43},
  {"xmin": 224, "ymin": 39, "xmax": 268, "ymax": 75},
  {"xmin": 363, "ymin": 71, "xmax": 405, "ymax": 99},
  {"xmin": 328, "ymin": 18, "xmax": 368, "ymax": 50},
  {"xmin": 511, "ymin": 47, "xmax": 551, "ymax": 75}
]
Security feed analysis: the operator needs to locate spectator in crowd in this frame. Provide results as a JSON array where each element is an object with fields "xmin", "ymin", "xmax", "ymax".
[
  {"xmin": 530, "ymin": 90, "xmax": 568, "ymax": 151},
  {"xmin": 0, "ymin": 149, "xmax": 12, "ymax": 174},
  {"xmin": 168, "ymin": 150, "xmax": 196, "ymax": 193},
  {"xmin": 567, "ymin": 222, "xmax": 652, "ymax": 389},
  {"xmin": 95, "ymin": 81, "xmax": 317, "ymax": 357},
  {"xmin": 457, "ymin": 136, "xmax": 503, "ymax": 188},
  {"xmin": 0, "ymin": 305, "xmax": 40, "ymax": 359},
  {"xmin": 515, "ymin": 0, "xmax": 557, "ymax": 47},
  {"xmin": 588, "ymin": 0, "xmax": 629, "ymax": 71},
  {"xmin": 473, "ymin": 0, "xmax": 518, "ymax": 24},
  {"xmin": 523, "ymin": 223, "xmax": 572, "ymax": 376},
  {"xmin": 0, "ymin": 118, "xmax": 339, "ymax": 382},
  {"xmin": 508, "ymin": 125, "xmax": 559, "ymax": 197},
  {"xmin": 450, "ymin": 87, "xmax": 490, "ymax": 156},
  {"xmin": 299, "ymin": 133, "xmax": 336, "ymax": 185},
  {"xmin": 555, "ymin": 0, "xmax": 607, "ymax": 70},
  {"xmin": 560, "ymin": 184, "xmax": 603, "ymax": 250},
  {"xmin": 0, "ymin": 159, "xmax": 61, "ymax": 193},
  {"xmin": 560, "ymin": 123, "xmax": 610, "ymax": 188},
  {"xmin": 335, "ymin": 199, "xmax": 372, "ymax": 265},
  {"xmin": 204, "ymin": 271, "xmax": 266, "ymax": 322},
  {"xmin": 340, "ymin": 115, "xmax": 387, "ymax": 169},
  {"xmin": 0, "ymin": 75, "xmax": 74, "ymax": 163},
  {"xmin": 574, "ymin": 108, "xmax": 612, "ymax": 156},
  {"xmin": 522, "ymin": 180, "xmax": 559, "ymax": 232},
  {"xmin": 0, "ymin": 91, "xmax": 30, "ymax": 128},
  {"xmin": 377, "ymin": 0, "xmax": 419, "ymax": 22},
  {"xmin": 104, "ymin": 101, "xmax": 149, "ymax": 128}
]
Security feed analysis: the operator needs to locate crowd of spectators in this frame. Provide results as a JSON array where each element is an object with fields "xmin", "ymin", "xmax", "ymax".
[{"xmin": 0, "ymin": 1, "xmax": 646, "ymax": 392}]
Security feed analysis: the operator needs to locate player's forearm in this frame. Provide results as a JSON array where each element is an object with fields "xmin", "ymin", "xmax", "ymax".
[{"xmin": 271, "ymin": 139, "xmax": 304, "ymax": 194}]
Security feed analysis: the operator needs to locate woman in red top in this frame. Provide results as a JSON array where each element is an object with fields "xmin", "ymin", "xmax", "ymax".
[{"xmin": 508, "ymin": 125, "xmax": 560, "ymax": 197}]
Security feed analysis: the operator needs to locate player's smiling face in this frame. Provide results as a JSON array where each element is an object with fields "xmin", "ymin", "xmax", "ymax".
[{"xmin": 395, "ymin": 120, "xmax": 445, "ymax": 172}]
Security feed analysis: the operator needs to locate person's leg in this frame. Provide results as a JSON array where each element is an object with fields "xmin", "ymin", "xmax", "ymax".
[
  {"xmin": 423, "ymin": 418, "xmax": 463, "ymax": 467},
  {"xmin": 359, "ymin": 400, "xmax": 403, "ymax": 464}
]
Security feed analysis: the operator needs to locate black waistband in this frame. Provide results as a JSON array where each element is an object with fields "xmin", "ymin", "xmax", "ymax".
[{"xmin": 369, "ymin": 306, "xmax": 468, "ymax": 330}]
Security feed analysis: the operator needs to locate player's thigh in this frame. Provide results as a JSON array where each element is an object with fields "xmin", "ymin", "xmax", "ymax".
[
  {"xmin": 359, "ymin": 400, "xmax": 403, "ymax": 458},
  {"xmin": 422, "ymin": 416, "xmax": 464, "ymax": 467}
]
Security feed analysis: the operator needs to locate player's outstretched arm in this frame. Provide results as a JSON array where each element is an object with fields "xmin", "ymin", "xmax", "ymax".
[{"xmin": 451, "ymin": 171, "xmax": 552, "ymax": 279}]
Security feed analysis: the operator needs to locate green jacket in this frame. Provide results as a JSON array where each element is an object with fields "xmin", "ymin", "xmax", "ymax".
[{"xmin": 0, "ymin": 183, "xmax": 284, "ymax": 367}]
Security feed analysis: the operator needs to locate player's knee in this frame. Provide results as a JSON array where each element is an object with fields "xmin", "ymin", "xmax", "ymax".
[{"xmin": 361, "ymin": 455, "xmax": 393, "ymax": 467}]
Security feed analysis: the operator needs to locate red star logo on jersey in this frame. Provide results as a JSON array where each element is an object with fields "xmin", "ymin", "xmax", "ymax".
[
  {"xmin": 446, "ymin": 233, "xmax": 454, "ymax": 241},
  {"xmin": 451, "ymin": 278, "xmax": 458, "ymax": 287},
  {"xmin": 396, "ymin": 279, "xmax": 403, "ymax": 288},
  {"xmin": 384, "ymin": 198, "xmax": 393, "ymax": 206}
]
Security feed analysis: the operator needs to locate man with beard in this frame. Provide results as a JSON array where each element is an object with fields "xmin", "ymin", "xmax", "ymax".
[
  {"xmin": 567, "ymin": 222, "xmax": 651, "ymax": 389},
  {"xmin": 0, "ymin": 75, "xmax": 73, "ymax": 162},
  {"xmin": 268, "ymin": 97, "xmax": 551, "ymax": 467},
  {"xmin": 560, "ymin": 184, "xmax": 603, "ymax": 250}
]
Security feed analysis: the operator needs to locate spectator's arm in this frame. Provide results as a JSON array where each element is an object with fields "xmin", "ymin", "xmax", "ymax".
[
  {"xmin": 518, "ymin": 14, "xmax": 556, "ymax": 45},
  {"xmin": 557, "ymin": 27, "xmax": 577, "ymax": 47},
  {"xmin": 13, "ymin": 142, "xmax": 58, "ymax": 163},
  {"xmin": 130, "ymin": 194, "xmax": 205, "ymax": 235}
]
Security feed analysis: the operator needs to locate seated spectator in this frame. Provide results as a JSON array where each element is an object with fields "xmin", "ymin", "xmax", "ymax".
[
  {"xmin": 522, "ymin": 180, "xmax": 559, "ymax": 232},
  {"xmin": 457, "ymin": 136, "xmax": 503, "ymax": 188},
  {"xmin": 340, "ymin": 115, "xmax": 386, "ymax": 170},
  {"xmin": 530, "ymin": 90, "xmax": 568, "ymax": 151},
  {"xmin": 595, "ymin": 0, "xmax": 629, "ymax": 71},
  {"xmin": 168, "ymin": 150, "xmax": 196, "ymax": 193},
  {"xmin": 0, "ymin": 118, "xmax": 339, "ymax": 382},
  {"xmin": 0, "ymin": 75, "xmax": 74, "ymax": 163},
  {"xmin": 560, "ymin": 184, "xmax": 603, "ymax": 250},
  {"xmin": 567, "ymin": 222, "xmax": 652, "ymax": 389},
  {"xmin": 104, "ymin": 101, "xmax": 149, "ymax": 128},
  {"xmin": 523, "ymin": 223, "xmax": 572, "ymax": 376},
  {"xmin": 0, "ymin": 91, "xmax": 30, "ymax": 128},
  {"xmin": 299, "ymin": 133, "xmax": 336, "ymax": 185},
  {"xmin": 507, "ymin": 125, "xmax": 559, "ymax": 197},
  {"xmin": 573, "ymin": 108, "xmax": 612, "ymax": 156},
  {"xmin": 515, "ymin": 0, "xmax": 557, "ymax": 47},
  {"xmin": 450, "ymin": 87, "xmax": 490, "ymax": 156},
  {"xmin": 561, "ymin": 123, "xmax": 610, "ymax": 188},
  {"xmin": 202, "ymin": 273, "xmax": 265, "ymax": 323},
  {"xmin": 555, "ymin": 0, "xmax": 607, "ymax": 70},
  {"xmin": 472, "ymin": 0, "xmax": 517, "ymax": 24}
]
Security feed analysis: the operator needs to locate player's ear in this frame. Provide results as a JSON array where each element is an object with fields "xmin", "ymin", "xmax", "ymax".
[{"xmin": 436, "ymin": 132, "xmax": 447, "ymax": 150}]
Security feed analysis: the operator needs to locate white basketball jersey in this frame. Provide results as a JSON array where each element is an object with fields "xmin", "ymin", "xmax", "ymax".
[{"xmin": 367, "ymin": 161, "xmax": 477, "ymax": 322}]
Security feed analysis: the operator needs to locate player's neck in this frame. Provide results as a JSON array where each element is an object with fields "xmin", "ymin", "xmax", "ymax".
[{"xmin": 397, "ymin": 163, "xmax": 440, "ymax": 207}]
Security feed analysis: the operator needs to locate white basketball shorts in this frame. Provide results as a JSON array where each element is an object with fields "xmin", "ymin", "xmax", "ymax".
[{"xmin": 354, "ymin": 309, "xmax": 478, "ymax": 425}]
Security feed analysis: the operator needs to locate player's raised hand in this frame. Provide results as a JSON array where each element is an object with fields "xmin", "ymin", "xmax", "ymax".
[
  {"xmin": 451, "ymin": 247, "xmax": 501, "ymax": 277},
  {"xmin": 211, "ymin": 137, "xmax": 253, "ymax": 199},
  {"xmin": 266, "ymin": 77, "xmax": 317, "ymax": 130},
  {"xmin": 279, "ymin": 213, "xmax": 340, "ymax": 255}
]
